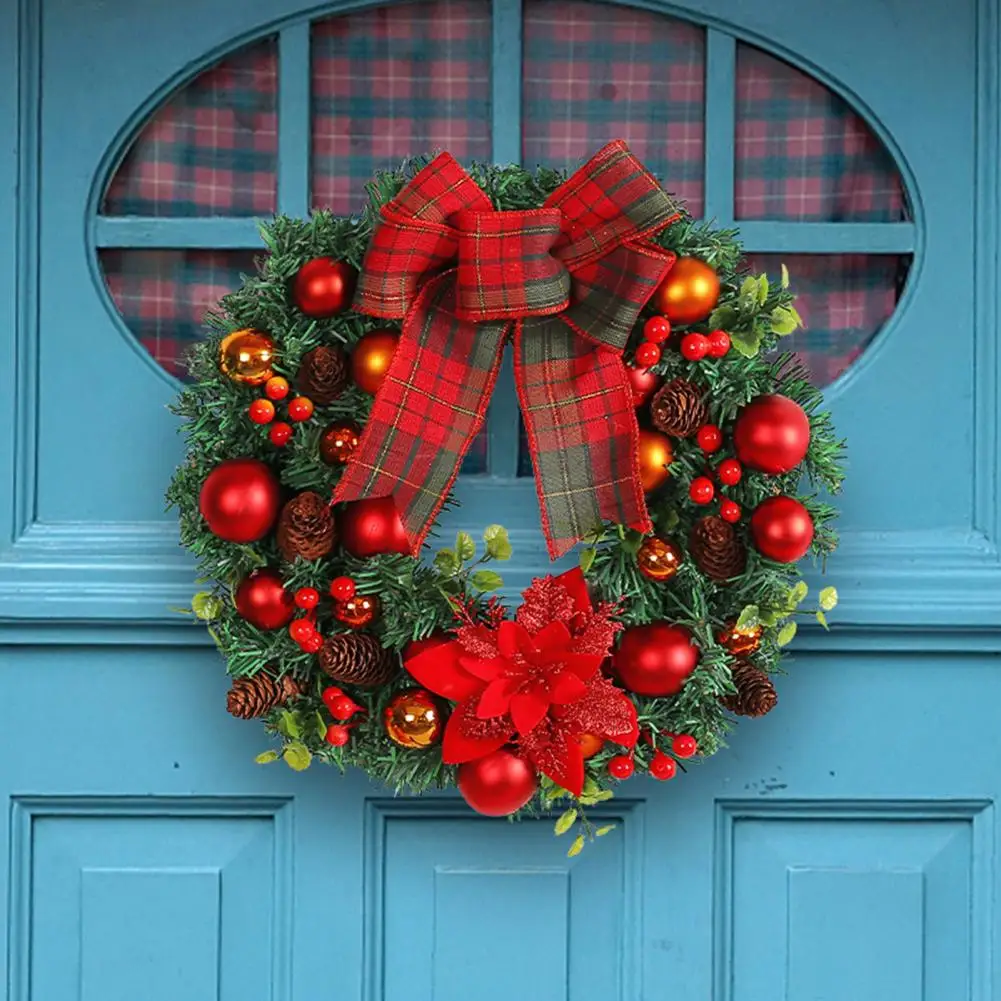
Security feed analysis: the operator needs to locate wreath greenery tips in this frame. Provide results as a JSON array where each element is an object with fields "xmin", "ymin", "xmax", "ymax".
[{"xmin": 167, "ymin": 142, "xmax": 844, "ymax": 849}]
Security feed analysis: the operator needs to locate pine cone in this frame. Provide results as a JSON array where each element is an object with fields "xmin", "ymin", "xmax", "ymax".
[
  {"xmin": 721, "ymin": 660, "xmax": 777, "ymax": 717},
  {"xmin": 650, "ymin": 379, "xmax": 708, "ymax": 438},
  {"xmin": 296, "ymin": 346, "xmax": 348, "ymax": 405},
  {"xmin": 319, "ymin": 633, "xmax": 396, "ymax": 687},
  {"xmin": 689, "ymin": 515, "xmax": 747, "ymax": 582},
  {"xmin": 227, "ymin": 673, "xmax": 301, "ymax": 719},
  {"xmin": 277, "ymin": 491, "xmax": 336, "ymax": 562}
]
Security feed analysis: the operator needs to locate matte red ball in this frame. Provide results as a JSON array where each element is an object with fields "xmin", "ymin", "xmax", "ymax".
[
  {"xmin": 608, "ymin": 755, "xmax": 635, "ymax": 779},
  {"xmin": 199, "ymin": 458, "xmax": 280, "ymax": 543},
  {"xmin": 457, "ymin": 749, "xmax": 538, "ymax": 816},
  {"xmin": 269, "ymin": 421, "xmax": 293, "ymax": 447},
  {"xmin": 751, "ymin": 495, "xmax": 815, "ymax": 563},
  {"xmin": 634, "ymin": 341, "xmax": 662, "ymax": 367},
  {"xmin": 680, "ymin": 333, "xmax": 709, "ymax": 361},
  {"xmin": 300, "ymin": 633, "xmax": 324, "ymax": 654},
  {"xmin": 325, "ymin": 724, "xmax": 351, "ymax": 747},
  {"xmin": 322, "ymin": 686, "xmax": 344, "ymax": 710},
  {"xmin": 292, "ymin": 258, "xmax": 357, "ymax": 318},
  {"xmin": 234, "ymin": 569, "xmax": 294, "ymax": 630},
  {"xmin": 707, "ymin": 329, "xmax": 731, "ymax": 358},
  {"xmin": 717, "ymin": 458, "xmax": 743, "ymax": 486},
  {"xmin": 649, "ymin": 751, "xmax": 677, "ymax": 780},
  {"xmin": 625, "ymin": 365, "xmax": 662, "ymax": 406},
  {"xmin": 289, "ymin": 618, "xmax": 316, "ymax": 645},
  {"xmin": 696, "ymin": 424, "xmax": 722, "ymax": 452},
  {"xmin": 613, "ymin": 622, "xmax": 700, "ymax": 696},
  {"xmin": 689, "ymin": 476, "xmax": 715, "ymax": 504},
  {"xmin": 338, "ymin": 496, "xmax": 411, "ymax": 557},
  {"xmin": 719, "ymin": 498, "xmax": 742, "ymax": 523},
  {"xmin": 294, "ymin": 587, "xmax": 320, "ymax": 610},
  {"xmin": 672, "ymin": 734, "xmax": 698, "ymax": 759},
  {"xmin": 733, "ymin": 394, "xmax": 811, "ymax": 474}
]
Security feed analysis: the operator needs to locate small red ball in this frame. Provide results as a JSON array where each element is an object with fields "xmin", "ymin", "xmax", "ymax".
[
  {"xmin": 234, "ymin": 569, "xmax": 294, "ymax": 630},
  {"xmin": 294, "ymin": 587, "xmax": 320, "ymax": 610},
  {"xmin": 689, "ymin": 476, "xmax": 715, "ymax": 504},
  {"xmin": 287, "ymin": 396, "xmax": 314, "ymax": 422},
  {"xmin": 329, "ymin": 695, "xmax": 361, "ymax": 721},
  {"xmin": 608, "ymin": 755, "xmax": 635, "ymax": 779},
  {"xmin": 672, "ymin": 734, "xmax": 698, "ymax": 759},
  {"xmin": 269, "ymin": 421, "xmax": 293, "ymax": 447},
  {"xmin": 265, "ymin": 376, "xmax": 290, "ymax": 401},
  {"xmin": 717, "ymin": 458, "xmax": 743, "ymax": 486},
  {"xmin": 614, "ymin": 622, "xmax": 700, "ymax": 696},
  {"xmin": 199, "ymin": 458, "xmax": 280, "ymax": 543},
  {"xmin": 329, "ymin": 576, "xmax": 357, "ymax": 602},
  {"xmin": 719, "ymin": 498, "xmax": 742, "ymax": 523},
  {"xmin": 696, "ymin": 424, "xmax": 722, "ymax": 452},
  {"xmin": 248, "ymin": 398, "xmax": 276, "ymax": 425},
  {"xmin": 643, "ymin": 315, "xmax": 672, "ymax": 344},
  {"xmin": 625, "ymin": 365, "xmax": 663, "ymax": 407},
  {"xmin": 751, "ymin": 495, "xmax": 815, "ymax": 563},
  {"xmin": 457, "ymin": 749, "xmax": 538, "ymax": 816},
  {"xmin": 707, "ymin": 329, "xmax": 731, "ymax": 358},
  {"xmin": 300, "ymin": 633, "xmax": 324, "ymax": 654},
  {"xmin": 321, "ymin": 686, "xmax": 344, "ymax": 710},
  {"xmin": 634, "ymin": 341, "xmax": 662, "ymax": 367},
  {"xmin": 325, "ymin": 723, "xmax": 351, "ymax": 747},
  {"xmin": 288, "ymin": 618, "xmax": 316, "ymax": 645},
  {"xmin": 649, "ymin": 751, "xmax": 677, "ymax": 780},
  {"xmin": 680, "ymin": 333, "xmax": 710, "ymax": 361},
  {"xmin": 293, "ymin": 258, "xmax": 357, "ymax": 318}
]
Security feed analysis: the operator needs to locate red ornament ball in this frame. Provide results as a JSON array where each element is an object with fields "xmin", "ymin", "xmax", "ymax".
[
  {"xmin": 338, "ymin": 496, "xmax": 411, "ymax": 557},
  {"xmin": 288, "ymin": 618, "xmax": 316, "ymax": 645},
  {"xmin": 292, "ymin": 258, "xmax": 356, "ymax": 318},
  {"xmin": 643, "ymin": 315, "xmax": 672, "ymax": 344},
  {"xmin": 294, "ymin": 587, "xmax": 320, "ymax": 610},
  {"xmin": 287, "ymin": 396, "xmax": 314, "ymax": 422},
  {"xmin": 269, "ymin": 421, "xmax": 293, "ymax": 447},
  {"xmin": 321, "ymin": 686, "xmax": 344, "ymax": 710},
  {"xmin": 717, "ymin": 458, "xmax": 743, "ymax": 486},
  {"xmin": 265, "ymin": 376, "xmax": 290, "ymax": 401},
  {"xmin": 325, "ymin": 724, "xmax": 351, "ymax": 747},
  {"xmin": 707, "ymin": 329, "xmax": 731, "ymax": 357},
  {"xmin": 234, "ymin": 569, "xmax": 294, "ymax": 630},
  {"xmin": 635, "ymin": 341, "xmax": 662, "ymax": 367},
  {"xmin": 300, "ymin": 633, "xmax": 324, "ymax": 654},
  {"xmin": 329, "ymin": 576, "xmax": 357, "ymax": 602},
  {"xmin": 457, "ymin": 749, "xmax": 538, "ymax": 816},
  {"xmin": 689, "ymin": 476, "xmax": 715, "ymax": 505},
  {"xmin": 199, "ymin": 458, "xmax": 280, "ymax": 543},
  {"xmin": 649, "ymin": 751, "xmax": 677, "ymax": 780},
  {"xmin": 626, "ymin": 365, "xmax": 662, "ymax": 407},
  {"xmin": 613, "ymin": 622, "xmax": 700, "ymax": 696},
  {"xmin": 608, "ymin": 755, "xmax": 635, "ymax": 779},
  {"xmin": 672, "ymin": 734, "xmax": 698, "ymax": 759},
  {"xmin": 696, "ymin": 424, "xmax": 722, "ymax": 452},
  {"xmin": 751, "ymin": 495, "xmax": 815, "ymax": 563},
  {"xmin": 248, "ymin": 398, "xmax": 275, "ymax": 425},
  {"xmin": 680, "ymin": 333, "xmax": 709, "ymax": 361},
  {"xmin": 733, "ymin": 394, "xmax": 811, "ymax": 474},
  {"xmin": 719, "ymin": 498, "xmax": 742, "ymax": 523}
]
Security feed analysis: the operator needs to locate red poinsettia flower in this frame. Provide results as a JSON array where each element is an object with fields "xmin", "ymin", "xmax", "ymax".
[{"xmin": 405, "ymin": 568, "xmax": 638, "ymax": 796}]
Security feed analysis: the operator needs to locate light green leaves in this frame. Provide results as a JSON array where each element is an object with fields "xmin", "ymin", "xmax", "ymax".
[
  {"xmin": 770, "ymin": 305, "xmax": 802, "ymax": 336},
  {"xmin": 736, "ymin": 604, "xmax": 760, "ymax": 630},
  {"xmin": 554, "ymin": 808, "xmax": 578, "ymax": 835},
  {"xmin": 255, "ymin": 750, "xmax": 279, "ymax": 764},
  {"xmin": 788, "ymin": 580, "xmax": 809, "ymax": 606},
  {"xmin": 434, "ymin": 549, "xmax": 459, "ymax": 575},
  {"xmin": 455, "ymin": 531, "xmax": 476, "ymax": 561},
  {"xmin": 472, "ymin": 570, "xmax": 503, "ymax": 592},
  {"xmin": 278, "ymin": 710, "xmax": 301, "ymax": 740},
  {"xmin": 777, "ymin": 621, "xmax": 798, "ymax": 647},
  {"xmin": 780, "ymin": 263, "xmax": 791, "ymax": 289},
  {"xmin": 567, "ymin": 834, "xmax": 585, "ymax": 858},
  {"xmin": 579, "ymin": 547, "xmax": 597, "ymax": 574},
  {"xmin": 815, "ymin": 610, "xmax": 830, "ymax": 630},
  {"xmin": 595, "ymin": 825, "xmax": 615, "ymax": 837},
  {"xmin": 483, "ymin": 524, "xmax": 512, "ymax": 560},
  {"xmin": 819, "ymin": 586, "xmax": 839, "ymax": 611},
  {"xmin": 283, "ymin": 742, "xmax": 312, "ymax": 771},
  {"xmin": 192, "ymin": 591, "xmax": 222, "ymax": 621},
  {"xmin": 728, "ymin": 328, "xmax": 763, "ymax": 358}
]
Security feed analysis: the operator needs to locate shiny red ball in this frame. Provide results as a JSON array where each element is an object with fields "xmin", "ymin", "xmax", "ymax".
[
  {"xmin": 321, "ymin": 686, "xmax": 344, "ymax": 710},
  {"xmin": 707, "ymin": 329, "xmax": 731, "ymax": 357},
  {"xmin": 750, "ymin": 495, "xmax": 815, "ymax": 563},
  {"xmin": 325, "ymin": 724, "xmax": 351, "ymax": 747},
  {"xmin": 608, "ymin": 755, "xmax": 635, "ymax": 779},
  {"xmin": 672, "ymin": 734, "xmax": 698, "ymax": 759},
  {"xmin": 289, "ymin": 618, "xmax": 316, "ymax": 645},
  {"xmin": 292, "ymin": 258, "xmax": 357, "ymax": 318},
  {"xmin": 680, "ymin": 333, "xmax": 709, "ymax": 361},
  {"xmin": 338, "ymin": 496, "xmax": 411, "ymax": 558},
  {"xmin": 717, "ymin": 458, "xmax": 743, "ymax": 486},
  {"xmin": 269, "ymin": 421, "xmax": 293, "ymax": 447},
  {"xmin": 294, "ymin": 587, "xmax": 320, "ymax": 610},
  {"xmin": 733, "ymin": 394, "xmax": 811, "ymax": 474},
  {"xmin": 248, "ymin": 398, "xmax": 275, "ymax": 425},
  {"xmin": 643, "ymin": 315, "xmax": 672, "ymax": 344},
  {"xmin": 329, "ymin": 695, "xmax": 361, "ymax": 721},
  {"xmin": 300, "ymin": 633, "xmax": 324, "ymax": 654},
  {"xmin": 625, "ymin": 365, "xmax": 662, "ymax": 406},
  {"xmin": 613, "ymin": 622, "xmax": 700, "ymax": 696},
  {"xmin": 719, "ymin": 498, "xmax": 742, "ymax": 523},
  {"xmin": 234, "ymin": 569, "xmax": 294, "ymax": 630},
  {"xmin": 265, "ymin": 376, "xmax": 290, "ymax": 401},
  {"xmin": 634, "ymin": 341, "xmax": 662, "ymax": 367},
  {"xmin": 649, "ymin": 751, "xmax": 677, "ymax": 780},
  {"xmin": 689, "ymin": 476, "xmax": 715, "ymax": 504},
  {"xmin": 287, "ymin": 396, "xmax": 314, "ymax": 422},
  {"xmin": 329, "ymin": 576, "xmax": 357, "ymax": 602},
  {"xmin": 457, "ymin": 749, "xmax": 538, "ymax": 817},
  {"xmin": 696, "ymin": 424, "xmax": 722, "ymax": 452},
  {"xmin": 199, "ymin": 458, "xmax": 280, "ymax": 543}
]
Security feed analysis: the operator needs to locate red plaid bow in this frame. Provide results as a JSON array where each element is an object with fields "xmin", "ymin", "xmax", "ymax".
[{"xmin": 333, "ymin": 141, "xmax": 680, "ymax": 558}]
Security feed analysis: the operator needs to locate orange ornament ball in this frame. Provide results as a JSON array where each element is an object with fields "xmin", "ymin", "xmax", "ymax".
[
  {"xmin": 320, "ymin": 420, "xmax": 362, "ymax": 465},
  {"xmin": 219, "ymin": 329, "xmax": 275, "ymax": 385},
  {"xmin": 576, "ymin": 732, "xmax": 605, "ymax": 759},
  {"xmin": 654, "ymin": 257, "xmax": 720, "ymax": 326},
  {"xmin": 352, "ymin": 330, "xmax": 399, "ymax": 395},
  {"xmin": 333, "ymin": 593, "xmax": 380, "ymax": 629},
  {"xmin": 637, "ymin": 536, "xmax": 683, "ymax": 581},
  {"xmin": 717, "ymin": 621, "xmax": 763, "ymax": 656},
  {"xmin": 383, "ymin": 689, "xmax": 444, "ymax": 748},
  {"xmin": 637, "ymin": 428, "xmax": 674, "ymax": 493}
]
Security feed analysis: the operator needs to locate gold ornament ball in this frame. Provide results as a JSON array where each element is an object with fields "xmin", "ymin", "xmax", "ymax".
[
  {"xmin": 334, "ymin": 593, "xmax": 380, "ymax": 629},
  {"xmin": 717, "ymin": 621, "xmax": 763, "ymax": 655},
  {"xmin": 637, "ymin": 428, "xmax": 674, "ymax": 493},
  {"xmin": 320, "ymin": 420, "xmax": 362, "ymax": 465},
  {"xmin": 219, "ymin": 329, "xmax": 275, "ymax": 385},
  {"xmin": 637, "ymin": 536, "xmax": 683, "ymax": 581},
  {"xmin": 654, "ymin": 257, "xmax": 721, "ymax": 325},
  {"xmin": 383, "ymin": 688, "xmax": 444, "ymax": 748},
  {"xmin": 352, "ymin": 330, "xmax": 400, "ymax": 395}
]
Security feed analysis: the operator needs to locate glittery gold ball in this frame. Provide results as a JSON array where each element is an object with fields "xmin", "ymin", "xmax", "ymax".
[
  {"xmin": 383, "ymin": 689, "xmax": 443, "ymax": 748},
  {"xmin": 717, "ymin": 621, "xmax": 763, "ymax": 655},
  {"xmin": 218, "ymin": 329, "xmax": 275, "ymax": 385},
  {"xmin": 637, "ymin": 536, "xmax": 683, "ymax": 581},
  {"xmin": 320, "ymin": 420, "xmax": 362, "ymax": 465},
  {"xmin": 333, "ymin": 593, "xmax": 380, "ymax": 629}
]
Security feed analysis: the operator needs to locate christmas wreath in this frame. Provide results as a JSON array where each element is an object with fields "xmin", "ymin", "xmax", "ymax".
[{"xmin": 167, "ymin": 142, "xmax": 843, "ymax": 851}]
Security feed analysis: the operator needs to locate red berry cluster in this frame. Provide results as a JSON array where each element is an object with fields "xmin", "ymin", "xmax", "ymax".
[
  {"xmin": 286, "ymin": 575, "xmax": 360, "ymax": 653},
  {"xmin": 247, "ymin": 376, "xmax": 315, "ymax": 447},
  {"xmin": 607, "ymin": 733, "xmax": 698, "ymax": 782},
  {"xmin": 321, "ymin": 685, "xmax": 363, "ymax": 746},
  {"xmin": 634, "ymin": 317, "xmax": 731, "ymax": 370}
]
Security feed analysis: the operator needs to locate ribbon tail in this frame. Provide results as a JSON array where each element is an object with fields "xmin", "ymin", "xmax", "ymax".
[
  {"xmin": 332, "ymin": 275, "xmax": 509, "ymax": 555},
  {"xmin": 514, "ymin": 318, "xmax": 652, "ymax": 560}
]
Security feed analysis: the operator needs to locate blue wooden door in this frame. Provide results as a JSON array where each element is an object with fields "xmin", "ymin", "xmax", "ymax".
[{"xmin": 1, "ymin": 0, "xmax": 996, "ymax": 997}]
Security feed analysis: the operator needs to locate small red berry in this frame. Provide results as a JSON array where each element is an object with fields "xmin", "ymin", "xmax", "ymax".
[
  {"xmin": 717, "ymin": 458, "xmax": 743, "ymax": 486},
  {"xmin": 680, "ymin": 333, "xmax": 710, "ymax": 361},
  {"xmin": 720, "ymin": 498, "xmax": 741, "ymax": 523},
  {"xmin": 649, "ymin": 751, "xmax": 677, "ymax": 780},
  {"xmin": 689, "ymin": 476, "xmax": 715, "ymax": 504},
  {"xmin": 294, "ymin": 587, "xmax": 320, "ymax": 610},
  {"xmin": 707, "ymin": 329, "xmax": 731, "ymax": 358},
  {"xmin": 248, "ymin": 399, "xmax": 276, "ymax": 425},
  {"xmin": 696, "ymin": 424, "xmax": 723, "ymax": 452},
  {"xmin": 672, "ymin": 734, "xmax": 698, "ymax": 758},
  {"xmin": 325, "ymin": 724, "xmax": 351, "ymax": 747},
  {"xmin": 321, "ymin": 686, "xmax": 344, "ymax": 710},
  {"xmin": 300, "ymin": 633, "xmax": 324, "ymax": 654},
  {"xmin": 287, "ymin": 396, "xmax": 315, "ymax": 422},
  {"xmin": 608, "ymin": 755, "xmax": 635, "ymax": 779},
  {"xmin": 269, "ymin": 421, "xmax": 293, "ymax": 447},
  {"xmin": 643, "ymin": 315, "xmax": 672, "ymax": 344},
  {"xmin": 329, "ymin": 695, "xmax": 361, "ymax": 721},
  {"xmin": 288, "ymin": 618, "xmax": 315, "ymax": 645},
  {"xmin": 329, "ymin": 576, "xmax": 356, "ymax": 602},
  {"xmin": 634, "ymin": 341, "xmax": 662, "ymax": 367},
  {"xmin": 265, "ymin": 376, "xmax": 290, "ymax": 401}
]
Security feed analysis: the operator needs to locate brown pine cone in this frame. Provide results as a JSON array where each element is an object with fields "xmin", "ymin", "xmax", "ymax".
[
  {"xmin": 650, "ymin": 379, "xmax": 708, "ymax": 438},
  {"xmin": 277, "ymin": 491, "xmax": 336, "ymax": 562},
  {"xmin": 721, "ymin": 660, "xmax": 777, "ymax": 717},
  {"xmin": 689, "ymin": 515, "xmax": 747, "ymax": 582},
  {"xmin": 319, "ymin": 633, "xmax": 396, "ymax": 687},
  {"xmin": 227, "ymin": 673, "xmax": 300, "ymax": 719},
  {"xmin": 296, "ymin": 346, "xmax": 349, "ymax": 405}
]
